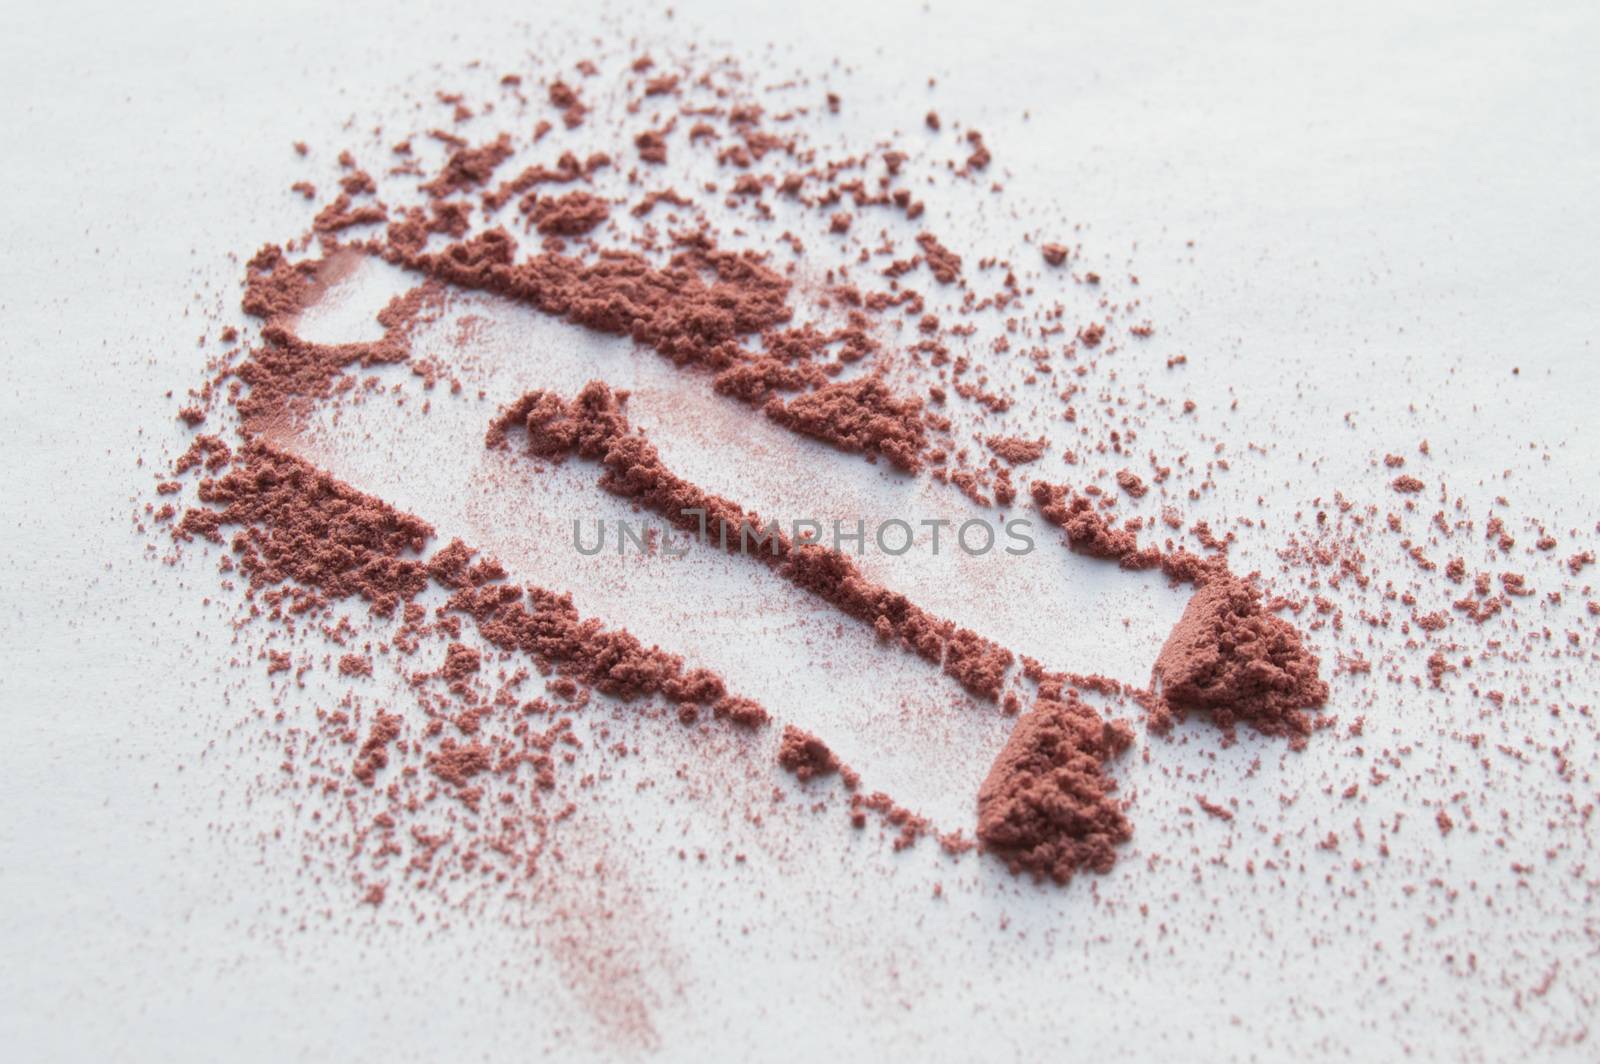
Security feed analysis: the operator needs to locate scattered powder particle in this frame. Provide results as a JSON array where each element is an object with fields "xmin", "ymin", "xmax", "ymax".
[
  {"xmin": 635, "ymin": 127, "xmax": 669, "ymax": 164},
  {"xmin": 422, "ymin": 134, "xmax": 515, "ymax": 197},
  {"xmin": 963, "ymin": 130, "xmax": 991, "ymax": 172},
  {"xmin": 915, "ymin": 232, "xmax": 962, "ymax": 285},
  {"xmin": 549, "ymin": 81, "xmax": 588, "ymax": 127},
  {"xmin": 986, "ymin": 435, "xmax": 1048, "ymax": 465},
  {"xmin": 1115, "ymin": 470, "xmax": 1148, "ymax": 498},
  {"xmin": 352, "ymin": 710, "xmax": 402, "ymax": 786}
]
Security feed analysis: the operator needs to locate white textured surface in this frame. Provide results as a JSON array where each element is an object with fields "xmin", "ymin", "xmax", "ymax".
[{"xmin": 2, "ymin": 2, "xmax": 1597, "ymax": 1061}]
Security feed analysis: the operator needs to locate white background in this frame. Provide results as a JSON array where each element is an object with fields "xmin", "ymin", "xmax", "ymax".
[{"xmin": 2, "ymin": 1, "xmax": 1597, "ymax": 1061}]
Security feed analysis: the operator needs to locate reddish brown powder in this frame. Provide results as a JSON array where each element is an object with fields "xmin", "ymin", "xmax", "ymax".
[
  {"xmin": 1151, "ymin": 573, "xmax": 1329, "ymax": 742},
  {"xmin": 1115, "ymin": 470, "xmax": 1148, "ymax": 498},
  {"xmin": 366, "ymin": 198, "xmax": 934, "ymax": 485},
  {"xmin": 233, "ymin": 249, "xmax": 442, "ymax": 426},
  {"xmin": 1032, "ymin": 480, "xmax": 1217, "ymax": 584},
  {"xmin": 915, "ymin": 232, "xmax": 962, "ymax": 285},
  {"xmin": 763, "ymin": 376, "xmax": 928, "ymax": 473},
  {"xmin": 777, "ymin": 725, "xmax": 843, "ymax": 782},
  {"xmin": 529, "ymin": 190, "xmax": 611, "ymax": 236},
  {"xmin": 850, "ymin": 790, "xmax": 933, "ymax": 851},
  {"xmin": 548, "ymin": 80, "xmax": 588, "ymax": 128},
  {"xmin": 962, "ymin": 130, "xmax": 992, "ymax": 172},
  {"xmin": 635, "ymin": 126, "xmax": 669, "ymax": 164},
  {"xmin": 352, "ymin": 709, "xmax": 402, "ymax": 786},
  {"xmin": 422, "ymin": 134, "xmax": 514, "ymax": 197},
  {"xmin": 976, "ymin": 694, "xmax": 1134, "ymax": 884},
  {"xmin": 176, "ymin": 441, "xmax": 433, "ymax": 616},
  {"xmin": 487, "ymin": 382, "xmax": 1012, "ymax": 700},
  {"xmin": 986, "ymin": 435, "xmax": 1047, "ymax": 465},
  {"xmin": 179, "ymin": 443, "xmax": 767, "ymax": 721},
  {"xmin": 162, "ymin": 42, "xmax": 1575, "ymax": 926},
  {"xmin": 137, "ymin": 48, "xmax": 1600, "ymax": 1059},
  {"xmin": 482, "ymin": 151, "xmax": 602, "ymax": 210},
  {"xmin": 384, "ymin": 228, "xmax": 791, "ymax": 371}
]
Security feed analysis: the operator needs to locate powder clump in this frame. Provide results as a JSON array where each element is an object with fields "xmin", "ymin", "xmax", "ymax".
[
  {"xmin": 777, "ymin": 725, "xmax": 842, "ymax": 782},
  {"xmin": 1151, "ymin": 573, "xmax": 1329, "ymax": 742},
  {"xmin": 529, "ymin": 190, "xmax": 611, "ymax": 236},
  {"xmin": 976, "ymin": 694, "xmax": 1134, "ymax": 884},
  {"xmin": 764, "ymin": 376, "xmax": 927, "ymax": 472},
  {"xmin": 915, "ymin": 232, "xmax": 962, "ymax": 285}
]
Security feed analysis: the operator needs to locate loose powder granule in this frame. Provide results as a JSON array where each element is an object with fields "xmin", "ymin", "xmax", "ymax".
[
  {"xmin": 915, "ymin": 232, "xmax": 963, "ymax": 285},
  {"xmin": 777, "ymin": 725, "xmax": 845, "ymax": 783},
  {"xmin": 976, "ymin": 694, "xmax": 1134, "ymax": 884}
]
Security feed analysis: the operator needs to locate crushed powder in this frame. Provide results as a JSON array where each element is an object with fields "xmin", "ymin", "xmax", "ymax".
[
  {"xmin": 977, "ymin": 694, "xmax": 1134, "ymax": 884},
  {"xmin": 1151, "ymin": 573, "xmax": 1329, "ymax": 743}
]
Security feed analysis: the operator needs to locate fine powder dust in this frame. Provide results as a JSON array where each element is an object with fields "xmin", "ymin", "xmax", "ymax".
[
  {"xmin": 142, "ymin": 31, "xmax": 1600, "ymax": 1046},
  {"xmin": 164, "ymin": 40, "xmax": 1347, "ymax": 902}
]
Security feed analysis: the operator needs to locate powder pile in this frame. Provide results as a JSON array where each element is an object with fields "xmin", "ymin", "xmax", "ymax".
[
  {"xmin": 777, "ymin": 725, "xmax": 851, "ymax": 784},
  {"xmin": 1151, "ymin": 573, "xmax": 1329, "ymax": 744},
  {"xmin": 976, "ymin": 694, "xmax": 1134, "ymax": 884},
  {"xmin": 132, "ymin": 29, "xmax": 1600, "ymax": 1055}
]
